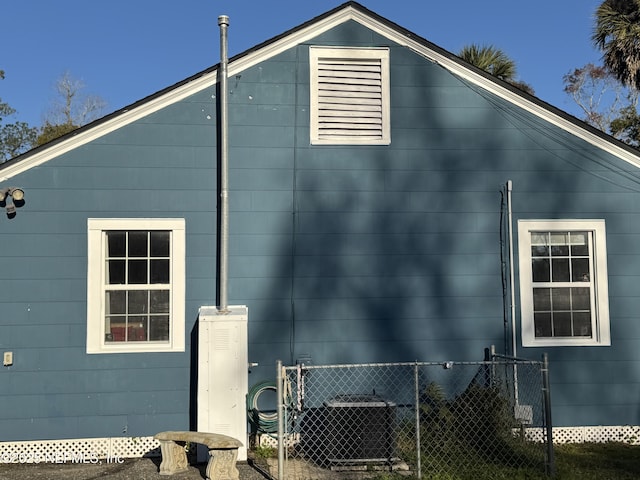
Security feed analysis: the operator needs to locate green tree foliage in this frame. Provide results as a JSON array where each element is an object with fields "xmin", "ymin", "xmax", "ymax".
[
  {"xmin": 610, "ymin": 103, "xmax": 640, "ymax": 145},
  {"xmin": 458, "ymin": 44, "xmax": 535, "ymax": 95},
  {"xmin": 459, "ymin": 44, "xmax": 516, "ymax": 80},
  {"xmin": 36, "ymin": 121, "xmax": 78, "ymax": 146},
  {"xmin": 0, "ymin": 69, "xmax": 37, "ymax": 162},
  {"xmin": 593, "ymin": 0, "xmax": 640, "ymax": 90}
]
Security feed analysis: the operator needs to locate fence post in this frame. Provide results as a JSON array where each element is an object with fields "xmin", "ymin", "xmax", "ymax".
[
  {"xmin": 414, "ymin": 362, "xmax": 422, "ymax": 479},
  {"xmin": 542, "ymin": 353, "xmax": 555, "ymax": 477},
  {"xmin": 277, "ymin": 360, "xmax": 284, "ymax": 480}
]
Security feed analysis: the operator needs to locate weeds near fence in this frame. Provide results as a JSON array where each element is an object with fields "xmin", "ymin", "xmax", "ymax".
[{"xmin": 399, "ymin": 380, "xmax": 544, "ymax": 479}]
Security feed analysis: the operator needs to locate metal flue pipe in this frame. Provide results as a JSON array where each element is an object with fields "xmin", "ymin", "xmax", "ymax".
[{"xmin": 218, "ymin": 15, "xmax": 230, "ymax": 313}]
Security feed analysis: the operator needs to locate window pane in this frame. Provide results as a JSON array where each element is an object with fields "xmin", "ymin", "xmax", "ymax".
[
  {"xmin": 107, "ymin": 232, "xmax": 126, "ymax": 257},
  {"xmin": 572, "ymin": 287, "xmax": 591, "ymax": 311},
  {"xmin": 128, "ymin": 317, "xmax": 147, "ymax": 341},
  {"xmin": 571, "ymin": 258, "xmax": 590, "ymax": 282},
  {"xmin": 106, "ymin": 291, "xmax": 126, "ymax": 315},
  {"xmin": 550, "ymin": 232, "xmax": 569, "ymax": 256},
  {"xmin": 150, "ymin": 316, "xmax": 170, "ymax": 341},
  {"xmin": 553, "ymin": 312, "xmax": 572, "ymax": 336},
  {"xmin": 570, "ymin": 232, "xmax": 588, "ymax": 256},
  {"xmin": 150, "ymin": 259, "xmax": 170, "ymax": 284},
  {"xmin": 532, "ymin": 258, "xmax": 550, "ymax": 282},
  {"xmin": 573, "ymin": 312, "xmax": 592, "ymax": 337},
  {"xmin": 533, "ymin": 288, "xmax": 551, "ymax": 310},
  {"xmin": 534, "ymin": 313, "xmax": 552, "ymax": 337},
  {"xmin": 128, "ymin": 232, "xmax": 148, "ymax": 257},
  {"xmin": 105, "ymin": 318, "xmax": 125, "ymax": 342},
  {"xmin": 552, "ymin": 258, "xmax": 570, "ymax": 282},
  {"xmin": 150, "ymin": 290, "xmax": 170, "ymax": 313},
  {"xmin": 551, "ymin": 244, "xmax": 569, "ymax": 256},
  {"xmin": 128, "ymin": 259, "xmax": 148, "ymax": 284},
  {"xmin": 552, "ymin": 288, "xmax": 571, "ymax": 310},
  {"xmin": 530, "ymin": 233, "xmax": 548, "ymax": 256},
  {"xmin": 128, "ymin": 290, "xmax": 148, "ymax": 314},
  {"xmin": 150, "ymin": 231, "xmax": 170, "ymax": 257},
  {"xmin": 531, "ymin": 245, "xmax": 549, "ymax": 257},
  {"xmin": 107, "ymin": 260, "xmax": 126, "ymax": 284}
]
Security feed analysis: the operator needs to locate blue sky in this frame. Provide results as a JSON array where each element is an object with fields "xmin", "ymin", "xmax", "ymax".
[{"xmin": 2, "ymin": 0, "xmax": 603, "ymax": 127}]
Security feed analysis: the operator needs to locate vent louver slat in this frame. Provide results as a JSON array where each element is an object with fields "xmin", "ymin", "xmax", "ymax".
[{"xmin": 317, "ymin": 58, "xmax": 383, "ymax": 140}]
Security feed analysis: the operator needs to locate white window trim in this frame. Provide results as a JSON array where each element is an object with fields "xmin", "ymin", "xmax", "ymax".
[
  {"xmin": 518, "ymin": 219, "xmax": 610, "ymax": 347},
  {"xmin": 310, "ymin": 46, "xmax": 390, "ymax": 145},
  {"xmin": 87, "ymin": 218, "xmax": 186, "ymax": 354}
]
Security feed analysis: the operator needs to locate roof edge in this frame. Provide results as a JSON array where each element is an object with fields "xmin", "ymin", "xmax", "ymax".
[{"xmin": 3, "ymin": 1, "xmax": 640, "ymax": 179}]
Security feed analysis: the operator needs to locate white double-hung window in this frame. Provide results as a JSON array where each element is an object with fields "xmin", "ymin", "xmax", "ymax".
[
  {"xmin": 87, "ymin": 218, "xmax": 185, "ymax": 353},
  {"xmin": 518, "ymin": 220, "xmax": 610, "ymax": 347},
  {"xmin": 310, "ymin": 46, "xmax": 390, "ymax": 145}
]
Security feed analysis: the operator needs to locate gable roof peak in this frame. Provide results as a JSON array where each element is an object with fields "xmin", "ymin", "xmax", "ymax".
[{"xmin": 3, "ymin": 1, "xmax": 640, "ymax": 176}]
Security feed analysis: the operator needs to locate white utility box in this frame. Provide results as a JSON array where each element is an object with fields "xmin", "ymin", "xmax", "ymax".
[{"xmin": 197, "ymin": 305, "xmax": 248, "ymax": 461}]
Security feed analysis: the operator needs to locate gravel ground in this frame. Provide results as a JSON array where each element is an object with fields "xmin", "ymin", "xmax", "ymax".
[{"xmin": 0, "ymin": 457, "xmax": 271, "ymax": 480}]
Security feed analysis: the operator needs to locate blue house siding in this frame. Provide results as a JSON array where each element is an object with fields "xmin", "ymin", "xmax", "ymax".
[
  {"xmin": 1, "ymin": 5, "xmax": 640, "ymax": 444},
  {"xmin": 223, "ymin": 20, "xmax": 640, "ymax": 427},
  {"xmin": 0, "ymin": 75, "xmax": 222, "ymax": 440}
]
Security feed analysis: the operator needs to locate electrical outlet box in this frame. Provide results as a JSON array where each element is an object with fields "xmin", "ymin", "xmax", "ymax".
[
  {"xmin": 3, "ymin": 352, "xmax": 13, "ymax": 366},
  {"xmin": 515, "ymin": 404, "xmax": 533, "ymax": 425}
]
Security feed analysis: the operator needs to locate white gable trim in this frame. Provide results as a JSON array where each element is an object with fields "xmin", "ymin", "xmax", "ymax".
[
  {"xmin": 0, "ymin": 70, "xmax": 219, "ymax": 181},
  {"xmin": 343, "ymin": 8, "xmax": 640, "ymax": 170},
  {"xmin": 4, "ymin": 4, "xmax": 640, "ymax": 180}
]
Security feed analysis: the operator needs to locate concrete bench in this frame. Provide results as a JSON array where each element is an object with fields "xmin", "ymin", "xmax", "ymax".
[{"xmin": 154, "ymin": 431, "xmax": 243, "ymax": 480}]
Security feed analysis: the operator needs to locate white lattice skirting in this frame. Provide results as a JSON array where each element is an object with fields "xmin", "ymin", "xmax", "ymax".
[
  {"xmin": 258, "ymin": 426, "xmax": 640, "ymax": 449},
  {"xmin": 0, "ymin": 436, "xmax": 161, "ymax": 463},
  {"xmin": 523, "ymin": 425, "xmax": 640, "ymax": 444},
  {"xmin": 1, "ymin": 425, "xmax": 639, "ymax": 463}
]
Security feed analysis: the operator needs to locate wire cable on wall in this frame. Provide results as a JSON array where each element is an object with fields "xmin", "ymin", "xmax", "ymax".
[{"xmin": 456, "ymin": 73, "xmax": 640, "ymax": 192}]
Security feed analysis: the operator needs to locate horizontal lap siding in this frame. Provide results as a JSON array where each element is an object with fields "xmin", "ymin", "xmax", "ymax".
[
  {"xmin": 2, "ymin": 18, "xmax": 640, "ymax": 444},
  {"xmin": 235, "ymin": 24, "xmax": 640, "ymax": 427},
  {"xmin": 237, "ymin": 40, "xmax": 512, "ymax": 372},
  {"xmin": 0, "ymin": 89, "xmax": 220, "ymax": 440}
]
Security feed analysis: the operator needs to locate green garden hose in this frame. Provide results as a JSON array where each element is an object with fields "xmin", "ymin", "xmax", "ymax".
[{"xmin": 247, "ymin": 380, "xmax": 278, "ymax": 433}]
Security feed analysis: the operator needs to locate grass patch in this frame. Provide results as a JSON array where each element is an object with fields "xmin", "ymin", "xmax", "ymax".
[
  {"xmin": 368, "ymin": 442, "xmax": 640, "ymax": 479},
  {"xmin": 554, "ymin": 442, "xmax": 640, "ymax": 479}
]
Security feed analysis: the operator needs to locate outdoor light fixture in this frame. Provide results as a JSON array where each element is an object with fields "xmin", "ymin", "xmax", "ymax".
[
  {"xmin": 9, "ymin": 188, "xmax": 24, "ymax": 202},
  {"xmin": 0, "ymin": 187, "xmax": 25, "ymax": 218}
]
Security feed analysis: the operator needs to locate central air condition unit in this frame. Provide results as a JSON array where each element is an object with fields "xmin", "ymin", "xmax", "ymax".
[{"xmin": 321, "ymin": 394, "xmax": 396, "ymax": 465}]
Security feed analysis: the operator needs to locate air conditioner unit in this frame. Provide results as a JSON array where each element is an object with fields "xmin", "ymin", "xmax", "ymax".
[{"xmin": 321, "ymin": 394, "xmax": 396, "ymax": 465}]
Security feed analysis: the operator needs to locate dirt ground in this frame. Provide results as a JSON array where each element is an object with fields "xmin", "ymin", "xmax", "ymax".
[{"xmin": 0, "ymin": 457, "xmax": 270, "ymax": 480}]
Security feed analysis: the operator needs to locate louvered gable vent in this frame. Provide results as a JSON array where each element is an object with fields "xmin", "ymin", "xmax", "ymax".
[
  {"xmin": 317, "ymin": 58, "xmax": 383, "ymax": 140},
  {"xmin": 310, "ymin": 47, "xmax": 390, "ymax": 145}
]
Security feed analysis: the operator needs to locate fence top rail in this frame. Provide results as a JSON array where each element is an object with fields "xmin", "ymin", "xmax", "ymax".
[
  {"xmin": 282, "ymin": 359, "xmax": 542, "ymax": 371},
  {"xmin": 491, "ymin": 353, "xmax": 542, "ymax": 363}
]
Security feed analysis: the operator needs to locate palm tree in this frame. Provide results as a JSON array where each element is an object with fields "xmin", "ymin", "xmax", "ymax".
[
  {"xmin": 459, "ymin": 44, "xmax": 516, "ymax": 81},
  {"xmin": 459, "ymin": 44, "xmax": 534, "ymax": 94},
  {"xmin": 593, "ymin": 0, "xmax": 640, "ymax": 90}
]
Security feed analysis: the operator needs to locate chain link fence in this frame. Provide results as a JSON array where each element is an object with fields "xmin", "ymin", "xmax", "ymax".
[{"xmin": 267, "ymin": 352, "xmax": 553, "ymax": 480}]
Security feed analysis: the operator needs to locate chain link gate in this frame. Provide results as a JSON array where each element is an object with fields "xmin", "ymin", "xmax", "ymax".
[{"xmin": 269, "ymin": 354, "xmax": 552, "ymax": 480}]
